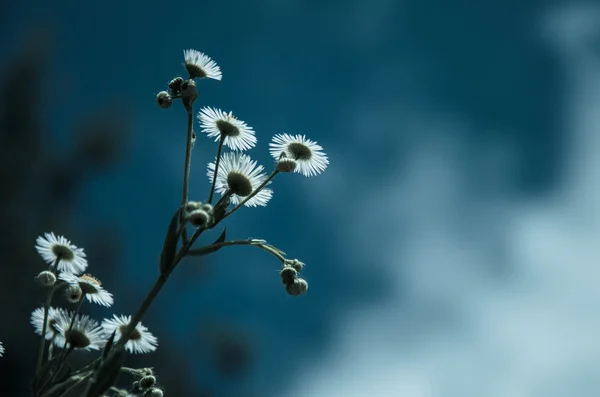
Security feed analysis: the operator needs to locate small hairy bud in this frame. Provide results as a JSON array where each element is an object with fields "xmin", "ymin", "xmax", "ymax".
[
  {"xmin": 285, "ymin": 278, "xmax": 308, "ymax": 296},
  {"xmin": 144, "ymin": 388, "xmax": 164, "ymax": 397},
  {"xmin": 280, "ymin": 266, "xmax": 297, "ymax": 285},
  {"xmin": 185, "ymin": 201, "xmax": 202, "ymax": 212},
  {"xmin": 187, "ymin": 209, "xmax": 212, "ymax": 228},
  {"xmin": 65, "ymin": 284, "xmax": 83, "ymax": 303},
  {"xmin": 277, "ymin": 157, "xmax": 297, "ymax": 173},
  {"xmin": 36, "ymin": 270, "xmax": 56, "ymax": 287},
  {"xmin": 156, "ymin": 91, "xmax": 172, "ymax": 109},
  {"xmin": 168, "ymin": 76, "xmax": 184, "ymax": 96},
  {"xmin": 200, "ymin": 203, "xmax": 214, "ymax": 213},
  {"xmin": 285, "ymin": 259, "xmax": 305, "ymax": 272},
  {"xmin": 181, "ymin": 79, "xmax": 198, "ymax": 107},
  {"xmin": 140, "ymin": 375, "xmax": 157, "ymax": 389}
]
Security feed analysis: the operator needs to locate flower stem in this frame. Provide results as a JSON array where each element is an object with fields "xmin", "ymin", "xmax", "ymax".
[
  {"xmin": 180, "ymin": 104, "xmax": 195, "ymax": 243},
  {"xmin": 36, "ymin": 259, "xmax": 60, "ymax": 373},
  {"xmin": 207, "ymin": 135, "xmax": 225, "ymax": 204},
  {"xmin": 221, "ymin": 169, "xmax": 279, "ymax": 220}
]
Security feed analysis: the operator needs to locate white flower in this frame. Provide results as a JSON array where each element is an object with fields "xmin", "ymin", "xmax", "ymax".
[
  {"xmin": 207, "ymin": 152, "xmax": 273, "ymax": 207},
  {"xmin": 54, "ymin": 313, "xmax": 106, "ymax": 351},
  {"xmin": 198, "ymin": 107, "xmax": 257, "ymax": 151},
  {"xmin": 102, "ymin": 315, "xmax": 158, "ymax": 354},
  {"xmin": 183, "ymin": 49, "xmax": 222, "ymax": 80},
  {"xmin": 35, "ymin": 232, "xmax": 88, "ymax": 274},
  {"xmin": 269, "ymin": 134, "xmax": 329, "ymax": 177},
  {"xmin": 59, "ymin": 273, "xmax": 114, "ymax": 307},
  {"xmin": 0, "ymin": 341, "xmax": 4, "ymax": 357},
  {"xmin": 31, "ymin": 306, "xmax": 71, "ymax": 347}
]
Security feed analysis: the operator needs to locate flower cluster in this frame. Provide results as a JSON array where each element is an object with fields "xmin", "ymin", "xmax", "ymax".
[{"xmin": 24, "ymin": 48, "xmax": 328, "ymax": 394}]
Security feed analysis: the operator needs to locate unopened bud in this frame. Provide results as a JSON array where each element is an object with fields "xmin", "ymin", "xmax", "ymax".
[
  {"xmin": 36, "ymin": 270, "xmax": 56, "ymax": 287},
  {"xmin": 285, "ymin": 278, "xmax": 308, "ymax": 296},
  {"xmin": 187, "ymin": 209, "xmax": 212, "ymax": 228},
  {"xmin": 277, "ymin": 157, "xmax": 297, "ymax": 173},
  {"xmin": 285, "ymin": 259, "xmax": 305, "ymax": 272},
  {"xmin": 140, "ymin": 375, "xmax": 157, "ymax": 389},
  {"xmin": 181, "ymin": 79, "xmax": 198, "ymax": 106},
  {"xmin": 280, "ymin": 266, "xmax": 297, "ymax": 285},
  {"xmin": 168, "ymin": 77, "xmax": 184, "ymax": 96},
  {"xmin": 156, "ymin": 91, "xmax": 172, "ymax": 109},
  {"xmin": 185, "ymin": 201, "xmax": 202, "ymax": 212},
  {"xmin": 144, "ymin": 388, "xmax": 164, "ymax": 397},
  {"xmin": 65, "ymin": 285, "xmax": 83, "ymax": 303}
]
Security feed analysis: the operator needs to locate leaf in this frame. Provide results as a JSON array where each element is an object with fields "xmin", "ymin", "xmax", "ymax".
[
  {"xmin": 159, "ymin": 207, "xmax": 181, "ymax": 274},
  {"xmin": 188, "ymin": 228, "xmax": 227, "ymax": 256}
]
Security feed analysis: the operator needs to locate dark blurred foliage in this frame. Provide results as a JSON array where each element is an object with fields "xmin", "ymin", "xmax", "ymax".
[{"xmin": 0, "ymin": 30, "xmax": 256, "ymax": 396}]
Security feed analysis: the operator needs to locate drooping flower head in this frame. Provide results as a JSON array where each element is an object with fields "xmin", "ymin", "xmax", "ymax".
[
  {"xmin": 207, "ymin": 152, "xmax": 273, "ymax": 207},
  {"xmin": 183, "ymin": 49, "xmax": 222, "ymax": 80},
  {"xmin": 59, "ymin": 273, "xmax": 114, "ymax": 307},
  {"xmin": 269, "ymin": 134, "xmax": 329, "ymax": 177},
  {"xmin": 54, "ymin": 313, "xmax": 106, "ymax": 351},
  {"xmin": 198, "ymin": 107, "xmax": 257, "ymax": 151},
  {"xmin": 0, "ymin": 341, "xmax": 4, "ymax": 357},
  {"xmin": 35, "ymin": 232, "xmax": 88, "ymax": 274},
  {"xmin": 101, "ymin": 315, "xmax": 158, "ymax": 354},
  {"xmin": 31, "ymin": 306, "xmax": 71, "ymax": 347}
]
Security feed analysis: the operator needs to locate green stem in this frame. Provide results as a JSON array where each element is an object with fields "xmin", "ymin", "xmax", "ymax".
[
  {"xmin": 35, "ymin": 259, "xmax": 60, "ymax": 373},
  {"xmin": 180, "ymin": 104, "xmax": 195, "ymax": 244},
  {"xmin": 208, "ymin": 135, "xmax": 225, "ymax": 204}
]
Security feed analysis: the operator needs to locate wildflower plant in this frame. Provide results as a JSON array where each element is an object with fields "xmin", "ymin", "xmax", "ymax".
[{"xmin": 20, "ymin": 49, "xmax": 328, "ymax": 396}]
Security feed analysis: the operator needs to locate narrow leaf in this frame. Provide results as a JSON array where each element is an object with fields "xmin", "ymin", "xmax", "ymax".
[
  {"xmin": 102, "ymin": 331, "xmax": 116, "ymax": 360},
  {"xmin": 159, "ymin": 207, "xmax": 181, "ymax": 274},
  {"xmin": 84, "ymin": 347, "xmax": 125, "ymax": 397}
]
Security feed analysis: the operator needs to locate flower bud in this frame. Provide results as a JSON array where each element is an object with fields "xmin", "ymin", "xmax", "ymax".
[
  {"xmin": 185, "ymin": 201, "xmax": 202, "ymax": 212},
  {"xmin": 65, "ymin": 285, "xmax": 83, "ymax": 303},
  {"xmin": 156, "ymin": 91, "xmax": 172, "ymax": 109},
  {"xmin": 144, "ymin": 388, "xmax": 164, "ymax": 397},
  {"xmin": 181, "ymin": 79, "xmax": 198, "ymax": 106},
  {"xmin": 168, "ymin": 77, "xmax": 184, "ymax": 96},
  {"xmin": 140, "ymin": 375, "xmax": 157, "ymax": 389},
  {"xmin": 285, "ymin": 259, "xmax": 305, "ymax": 272},
  {"xmin": 36, "ymin": 270, "xmax": 56, "ymax": 287},
  {"xmin": 187, "ymin": 209, "xmax": 212, "ymax": 228},
  {"xmin": 285, "ymin": 278, "xmax": 308, "ymax": 296},
  {"xmin": 277, "ymin": 157, "xmax": 297, "ymax": 173},
  {"xmin": 280, "ymin": 266, "xmax": 297, "ymax": 285}
]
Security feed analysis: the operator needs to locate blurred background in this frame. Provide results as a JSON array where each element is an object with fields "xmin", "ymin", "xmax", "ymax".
[{"xmin": 2, "ymin": 0, "xmax": 600, "ymax": 396}]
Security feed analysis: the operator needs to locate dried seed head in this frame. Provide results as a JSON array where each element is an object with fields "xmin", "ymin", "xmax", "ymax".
[
  {"xmin": 285, "ymin": 278, "xmax": 308, "ymax": 296},
  {"xmin": 280, "ymin": 266, "xmax": 297, "ymax": 285},
  {"xmin": 277, "ymin": 157, "xmax": 297, "ymax": 173},
  {"xmin": 181, "ymin": 79, "xmax": 198, "ymax": 106},
  {"xmin": 140, "ymin": 375, "xmax": 157, "ymax": 389},
  {"xmin": 65, "ymin": 285, "xmax": 83, "ymax": 303},
  {"xmin": 36, "ymin": 270, "xmax": 56, "ymax": 287},
  {"xmin": 156, "ymin": 91, "xmax": 172, "ymax": 109}
]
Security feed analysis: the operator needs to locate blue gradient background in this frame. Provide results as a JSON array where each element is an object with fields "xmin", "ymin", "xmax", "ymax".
[{"xmin": 3, "ymin": 0, "xmax": 600, "ymax": 396}]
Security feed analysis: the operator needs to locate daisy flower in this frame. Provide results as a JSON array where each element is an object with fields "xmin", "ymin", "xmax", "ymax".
[
  {"xmin": 183, "ymin": 49, "xmax": 222, "ymax": 80},
  {"xmin": 102, "ymin": 315, "xmax": 158, "ymax": 354},
  {"xmin": 59, "ymin": 273, "xmax": 114, "ymax": 307},
  {"xmin": 198, "ymin": 107, "xmax": 257, "ymax": 151},
  {"xmin": 207, "ymin": 152, "xmax": 273, "ymax": 207},
  {"xmin": 54, "ymin": 313, "xmax": 106, "ymax": 351},
  {"xmin": 35, "ymin": 232, "xmax": 88, "ymax": 274},
  {"xmin": 269, "ymin": 134, "xmax": 329, "ymax": 177},
  {"xmin": 31, "ymin": 306, "xmax": 71, "ymax": 347},
  {"xmin": 0, "ymin": 341, "xmax": 4, "ymax": 357}
]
